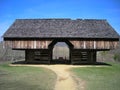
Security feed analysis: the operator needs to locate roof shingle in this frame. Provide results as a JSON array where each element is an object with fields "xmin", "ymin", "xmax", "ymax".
[{"xmin": 3, "ymin": 18, "xmax": 119, "ymax": 39}]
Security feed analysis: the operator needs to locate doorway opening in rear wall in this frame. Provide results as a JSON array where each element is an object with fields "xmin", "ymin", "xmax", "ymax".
[{"xmin": 52, "ymin": 42, "xmax": 70, "ymax": 64}]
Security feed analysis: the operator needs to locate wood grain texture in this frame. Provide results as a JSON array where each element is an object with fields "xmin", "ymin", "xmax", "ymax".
[
  {"xmin": 5, "ymin": 40, "xmax": 52, "ymax": 49},
  {"xmin": 4, "ymin": 40, "xmax": 118, "ymax": 50},
  {"xmin": 70, "ymin": 40, "xmax": 118, "ymax": 49}
]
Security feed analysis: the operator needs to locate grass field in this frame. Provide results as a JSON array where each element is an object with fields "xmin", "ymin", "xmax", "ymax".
[
  {"xmin": 1, "ymin": 61, "xmax": 120, "ymax": 90},
  {"xmin": 0, "ymin": 63, "xmax": 57, "ymax": 90},
  {"xmin": 71, "ymin": 62, "xmax": 120, "ymax": 90}
]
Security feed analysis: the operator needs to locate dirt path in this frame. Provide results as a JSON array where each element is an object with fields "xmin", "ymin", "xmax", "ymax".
[{"xmin": 39, "ymin": 65, "xmax": 77, "ymax": 90}]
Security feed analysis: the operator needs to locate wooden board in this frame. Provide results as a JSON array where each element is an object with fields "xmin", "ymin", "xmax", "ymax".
[
  {"xmin": 70, "ymin": 40, "xmax": 118, "ymax": 49},
  {"xmin": 5, "ymin": 40, "xmax": 52, "ymax": 49}
]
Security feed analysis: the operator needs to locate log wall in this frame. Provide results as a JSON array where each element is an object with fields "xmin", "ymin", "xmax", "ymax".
[
  {"xmin": 71, "ymin": 49, "xmax": 96, "ymax": 64},
  {"xmin": 26, "ymin": 49, "xmax": 51, "ymax": 64}
]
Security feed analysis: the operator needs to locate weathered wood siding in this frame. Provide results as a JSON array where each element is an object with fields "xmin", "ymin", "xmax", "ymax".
[
  {"xmin": 4, "ymin": 40, "xmax": 52, "ymax": 49},
  {"xmin": 4, "ymin": 40, "xmax": 118, "ymax": 50},
  {"xmin": 70, "ymin": 40, "xmax": 118, "ymax": 49}
]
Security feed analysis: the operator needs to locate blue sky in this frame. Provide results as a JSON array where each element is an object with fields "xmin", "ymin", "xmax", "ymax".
[{"xmin": 0, "ymin": 0, "xmax": 120, "ymax": 38}]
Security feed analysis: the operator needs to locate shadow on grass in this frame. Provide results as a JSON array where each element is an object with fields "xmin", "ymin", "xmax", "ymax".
[
  {"xmin": 12, "ymin": 60, "xmax": 112, "ymax": 66},
  {"xmin": 72, "ymin": 62, "xmax": 112, "ymax": 66}
]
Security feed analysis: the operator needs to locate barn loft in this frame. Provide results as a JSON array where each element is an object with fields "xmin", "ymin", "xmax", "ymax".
[{"xmin": 3, "ymin": 18, "xmax": 119, "ymax": 64}]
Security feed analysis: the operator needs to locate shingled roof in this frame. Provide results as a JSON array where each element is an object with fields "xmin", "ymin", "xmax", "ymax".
[{"xmin": 3, "ymin": 18, "xmax": 119, "ymax": 39}]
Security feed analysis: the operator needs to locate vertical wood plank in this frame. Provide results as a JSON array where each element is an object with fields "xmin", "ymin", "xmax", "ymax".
[
  {"xmin": 94, "ymin": 41, "xmax": 96, "ymax": 49},
  {"xmin": 84, "ymin": 41, "xmax": 86, "ymax": 49}
]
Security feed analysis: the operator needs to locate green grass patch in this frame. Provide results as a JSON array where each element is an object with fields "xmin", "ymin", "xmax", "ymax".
[
  {"xmin": 71, "ymin": 62, "xmax": 120, "ymax": 90},
  {"xmin": 0, "ymin": 64, "xmax": 57, "ymax": 90}
]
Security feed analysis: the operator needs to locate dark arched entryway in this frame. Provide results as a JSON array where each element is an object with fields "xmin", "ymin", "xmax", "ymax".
[{"xmin": 48, "ymin": 39, "xmax": 73, "ymax": 64}]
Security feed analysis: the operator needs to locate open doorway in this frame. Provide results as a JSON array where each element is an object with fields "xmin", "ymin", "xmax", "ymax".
[{"xmin": 52, "ymin": 42, "xmax": 70, "ymax": 64}]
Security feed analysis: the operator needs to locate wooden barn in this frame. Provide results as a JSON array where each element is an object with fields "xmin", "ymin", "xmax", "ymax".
[{"xmin": 3, "ymin": 19, "xmax": 119, "ymax": 64}]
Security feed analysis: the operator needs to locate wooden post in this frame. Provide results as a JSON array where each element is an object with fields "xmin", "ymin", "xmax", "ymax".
[
  {"xmin": 69, "ymin": 48, "xmax": 72, "ymax": 64},
  {"xmin": 25, "ymin": 50, "xmax": 27, "ymax": 63},
  {"xmin": 93, "ymin": 51, "xmax": 96, "ymax": 62}
]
